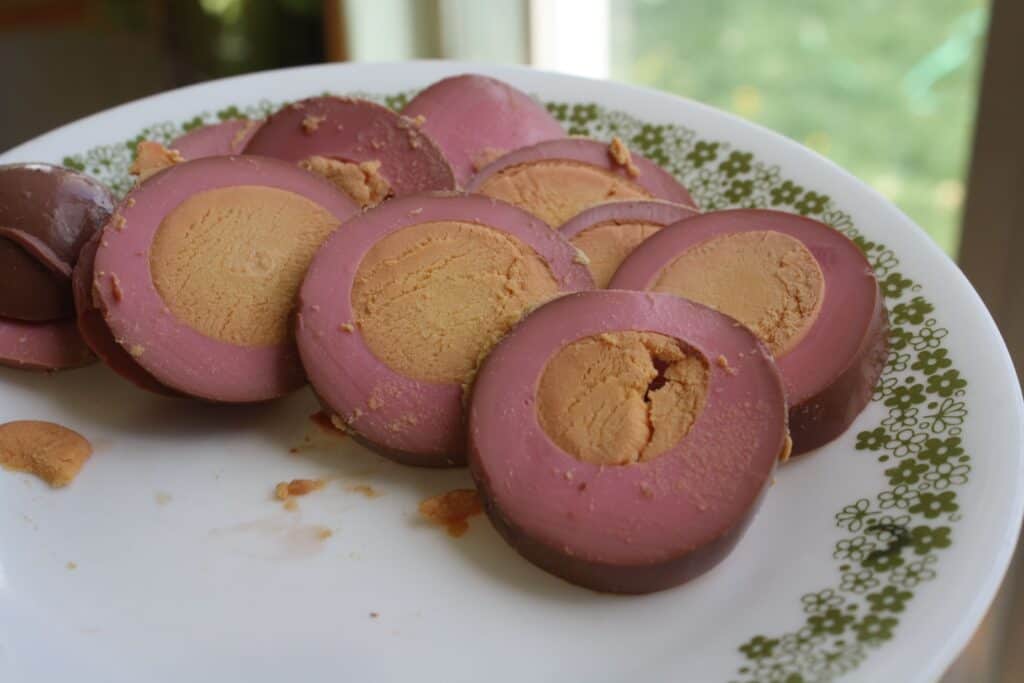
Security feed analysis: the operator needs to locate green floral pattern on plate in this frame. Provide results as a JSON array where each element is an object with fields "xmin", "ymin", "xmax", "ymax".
[{"xmin": 61, "ymin": 94, "xmax": 966, "ymax": 683}]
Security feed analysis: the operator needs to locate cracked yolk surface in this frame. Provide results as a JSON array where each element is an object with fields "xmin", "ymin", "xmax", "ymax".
[
  {"xmin": 652, "ymin": 230, "xmax": 825, "ymax": 356},
  {"xmin": 536, "ymin": 331, "xmax": 708, "ymax": 465},
  {"xmin": 351, "ymin": 220, "xmax": 560, "ymax": 384}
]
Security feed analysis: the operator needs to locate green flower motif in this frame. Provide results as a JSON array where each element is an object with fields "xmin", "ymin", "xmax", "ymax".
[
  {"xmin": 736, "ymin": 190, "xmax": 767, "ymax": 209},
  {"xmin": 879, "ymin": 409, "xmax": 913, "ymax": 430},
  {"xmin": 912, "ymin": 349, "xmax": 952, "ymax": 376},
  {"xmin": 927, "ymin": 369, "xmax": 967, "ymax": 397},
  {"xmin": 719, "ymin": 151, "xmax": 753, "ymax": 178},
  {"xmin": 251, "ymin": 99, "xmax": 277, "ymax": 117},
  {"xmin": 824, "ymin": 209, "xmax": 854, "ymax": 232},
  {"xmin": 880, "ymin": 409, "xmax": 921, "ymax": 430},
  {"xmin": 889, "ymin": 327, "xmax": 913, "ymax": 351},
  {"xmin": 873, "ymin": 376, "xmax": 899, "ymax": 401},
  {"xmin": 750, "ymin": 659, "xmax": 801, "ymax": 683},
  {"xmin": 769, "ymin": 179, "xmax": 803, "ymax": 205},
  {"xmin": 632, "ymin": 124, "xmax": 665, "ymax": 150},
  {"xmin": 646, "ymin": 148, "xmax": 670, "ymax": 167},
  {"xmin": 216, "ymin": 105, "xmax": 243, "ymax": 121},
  {"xmin": 909, "ymin": 491, "xmax": 958, "ymax": 519},
  {"xmin": 879, "ymin": 272, "xmax": 914, "ymax": 299},
  {"xmin": 923, "ymin": 462, "xmax": 970, "ymax": 490},
  {"xmin": 840, "ymin": 569, "xmax": 880, "ymax": 594},
  {"xmin": 597, "ymin": 111, "xmax": 638, "ymax": 138},
  {"xmin": 867, "ymin": 515, "xmax": 912, "ymax": 543},
  {"xmin": 917, "ymin": 437, "xmax": 964, "ymax": 466},
  {"xmin": 724, "ymin": 179, "xmax": 754, "ymax": 203},
  {"xmin": 892, "ymin": 296, "xmax": 935, "ymax": 325},
  {"xmin": 836, "ymin": 499, "xmax": 873, "ymax": 532},
  {"xmin": 62, "ymin": 156, "xmax": 86, "ymax": 172},
  {"xmin": 812, "ymin": 642, "xmax": 866, "ymax": 676},
  {"xmin": 663, "ymin": 124, "xmax": 695, "ymax": 147},
  {"xmin": 807, "ymin": 607, "xmax": 854, "ymax": 636},
  {"xmin": 879, "ymin": 404, "xmax": 915, "ymax": 431},
  {"xmin": 97, "ymin": 144, "xmax": 122, "ymax": 165},
  {"xmin": 877, "ymin": 485, "xmax": 919, "ymax": 510},
  {"xmin": 752, "ymin": 163, "xmax": 780, "ymax": 190},
  {"xmin": 883, "ymin": 383, "xmax": 926, "ymax": 410},
  {"xmin": 739, "ymin": 634, "xmax": 779, "ymax": 660},
  {"xmin": 780, "ymin": 625, "xmax": 825, "ymax": 654},
  {"xmin": 794, "ymin": 190, "xmax": 829, "ymax": 215},
  {"xmin": 861, "ymin": 548, "xmax": 905, "ymax": 572},
  {"xmin": 801, "ymin": 589, "xmax": 844, "ymax": 614},
  {"xmin": 910, "ymin": 321, "xmax": 948, "ymax": 351},
  {"xmin": 924, "ymin": 398, "xmax": 967, "ymax": 433},
  {"xmin": 866, "ymin": 586, "xmax": 913, "ymax": 613},
  {"xmin": 871, "ymin": 249, "xmax": 899, "ymax": 276},
  {"xmin": 888, "ymin": 428, "xmax": 926, "ymax": 458},
  {"xmin": 886, "ymin": 408, "xmax": 919, "ymax": 431},
  {"xmin": 686, "ymin": 140, "xmax": 720, "ymax": 167},
  {"xmin": 569, "ymin": 103, "xmax": 599, "ymax": 126},
  {"xmin": 689, "ymin": 167, "xmax": 719, "ymax": 195},
  {"xmin": 383, "ymin": 93, "xmax": 410, "ymax": 110},
  {"xmin": 834, "ymin": 536, "xmax": 876, "ymax": 561},
  {"xmin": 852, "ymin": 234, "xmax": 878, "ymax": 255},
  {"xmin": 909, "ymin": 526, "xmax": 951, "ymax": 555},
  {"xmin": 884, "ymin": 459, "xmax": 928, "ymax": 486},
  {"xmin": 125, "ymin": 133, "xmax": 146, "ymax": 155},
  {"xmin": 891, "ymin": 555, "xmax": 938, "ymax": 588},
  {"xmin": 546, "ymin": 102, "xmax": 568, "ymax": 121},
  {"xmin": 855, "ymin": 427, "xmax": 888, "ymax": 451},
  {"xmin": 734, "ymin": 675, "xmax": 802, "ymax": 683},
  {"xmin": 885, "ymin": 352, "xmax": 911, "ymax": 374},
  {"xmin": 853, "ymin": 614, "xmax": 898, "ymax": 644},
  {"xmin": 149, "ymin": 121, "xmax": 182, "ymax": 144},
  {"xmin": 181, "ymin": 115, "xmax": 205, "ymax": 132}
]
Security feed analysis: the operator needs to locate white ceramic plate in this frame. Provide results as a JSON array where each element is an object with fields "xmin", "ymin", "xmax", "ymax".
[{"xmin": 1, "ymin": 61, "xmax": 1021, "ymax": 683}]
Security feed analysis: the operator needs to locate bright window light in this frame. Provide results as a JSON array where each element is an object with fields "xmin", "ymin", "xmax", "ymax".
[{"xmin": 529, "ymin": 0, "xmax": 611, "ymax": 79}]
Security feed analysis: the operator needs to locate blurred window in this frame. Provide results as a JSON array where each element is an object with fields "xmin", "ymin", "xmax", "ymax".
[{"xmin": 606, "ymin": 0, "xmax": 988, "ymax": 256}]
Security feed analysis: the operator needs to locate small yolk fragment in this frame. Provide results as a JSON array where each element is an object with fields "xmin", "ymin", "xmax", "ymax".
[
  {"xmin": 309, "ymin": 411, "xmax": 347, "ymax": 438},
  {"xmin": 274, "ymin": 478, "xmax": 325, "ymax": 501},
  {"xmin": 130, "ymin": 141, "xmax": 184, "ymax": 182},
  {"xmin": 299, "ymin": 156, "xmax": 391, "ymax": 208},
  {"xmin": 301, "ymin": 115, "xmax": 326, "ymax": 133},
  {"xmin": 607, "ymin": 137, "xmax": 640, "ymax": 177},
  {"xmin": 419, "ymin": 489, "xmax": 483, "ymax": 537},
  {"xmin": 347, "ymin": 484, "xmax": 381, "ymax": 498}
]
